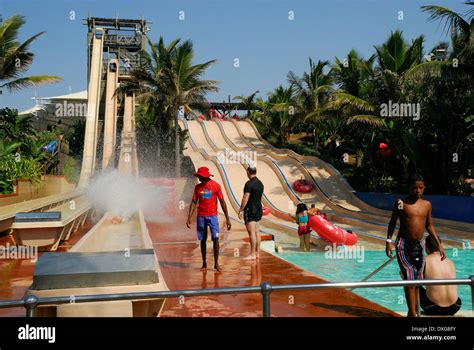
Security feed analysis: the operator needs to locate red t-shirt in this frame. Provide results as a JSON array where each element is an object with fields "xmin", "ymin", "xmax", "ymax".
[{"xmin": 192, "ymin": 180, "xmax": 224, "ymax": 217}]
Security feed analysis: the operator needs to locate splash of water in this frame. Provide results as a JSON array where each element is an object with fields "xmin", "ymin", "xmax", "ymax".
[{"xmin": 86, "ymin": 170, "xmax": 170, "ymax": 221}]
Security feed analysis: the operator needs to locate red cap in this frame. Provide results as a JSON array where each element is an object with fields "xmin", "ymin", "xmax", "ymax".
[{"xmin": 194, "ymin": 166, "xmax": 213, "ymax": 178}]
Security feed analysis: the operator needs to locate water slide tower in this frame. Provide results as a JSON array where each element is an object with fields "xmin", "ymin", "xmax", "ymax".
[{"xmin": 79, "ymin": 17, "xmax": 150, "ymax": 185}]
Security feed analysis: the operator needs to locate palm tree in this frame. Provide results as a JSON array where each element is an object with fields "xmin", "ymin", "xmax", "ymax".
[
  {"xmin": 233, "ymin": 90, "xmax": 259, "ymax": 118},
  {"xmin": 248, "ymin": 88, "xmax": 296, "ymax": 145},
  {"xmin": 374, "ymin": 30, "xmax": 424, "ymax": 74},
  {"xmin": 331, "ymin": 50, "xmax": 375, "ymax": 97},
  {"xmin": 329, "ymin": 50, "xmax": 384, "ymax": 126},
  {"xmin": 162, "ymin": 40, "xmax": 218, "ymax": 177},
  {"xmin": 288, "ymin": 58, "xmax": 333, "ymax": 118},
  {"xmin": 248, "ymin": 98, "xmax": 272, "ymax": 137},
  {"xmin": 372, "ymin": 30, "xmax": 425, "ymax": 101},
  {"xmin": 117, "ymin": 36, "xmax": 180, "ymax": 164},
  {"xmin": 421, "ymin": 2, "xmax": 473, "ymax": 61},
  {"xmin": 404, "ymin": 3, "xmax": 474, "ymax": 81},
  {"xmin": 0, "ymin": 15, "xmax": 62, "ymax": 92},
  {"xmin": 0, "ymin": 108, "xmax": 35, "ymax": 145},
  {"xmin": 287, "ymin": 58, "xmax": 334, "ymax": 146},
  {"xmin": 264, "ymin": 85, "xmax": 299, "ymax": 144},
  {"xmin": 120, "ymin": 37, "xmax": 218, "ymax": 176}
]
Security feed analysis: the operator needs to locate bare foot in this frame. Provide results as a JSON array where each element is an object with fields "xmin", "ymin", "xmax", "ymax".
[
  {"xmin": 256, "ymin": 254, "xmax": 260, "ymax": 259},
  {"xmin": 214, "ymin": 265, "xmax": 222, "ymax": 273},
  {"xmin": 243, "ymin": 255, "xmax": 257, "ymax": 260},
  {"xmin": 200, "ymin": 264, "xmax": 207, "ymax": 271}
]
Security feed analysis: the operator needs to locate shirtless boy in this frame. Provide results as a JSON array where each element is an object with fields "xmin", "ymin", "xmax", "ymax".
[{"xmin": 386, "ymin": 174, "xmax": 446, "ymax": 317}]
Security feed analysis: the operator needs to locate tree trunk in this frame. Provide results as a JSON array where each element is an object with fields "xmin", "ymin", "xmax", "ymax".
[
  {"xmin": 313, "ymin": 128, "xmax": 318, "ymax": 149},
  {"xmin": 156, "ymin": 112, "xmax": 161, "ymax": 173},
  {"xmin": 175, "ymin": 109, "xmax": 180, "ymax": 177},
  {"xmin": 356, "ymin": 150, "xmax": 363, "ymax": 168}
]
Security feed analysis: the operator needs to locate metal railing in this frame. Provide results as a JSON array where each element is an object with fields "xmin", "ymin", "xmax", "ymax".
[{"xmin": 0, "ymin": 277, "xmax": 472, "ymax": 317}]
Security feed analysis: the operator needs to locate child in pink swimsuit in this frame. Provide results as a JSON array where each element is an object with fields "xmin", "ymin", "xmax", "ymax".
[{"xmin": 289, "ymin": 203, "xmax": 312, "ymax": 251}]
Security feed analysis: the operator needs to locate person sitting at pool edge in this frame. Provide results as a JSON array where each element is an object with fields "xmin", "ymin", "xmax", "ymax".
[
  {"xmin": 420, "ymin": 236, "xmax": 461, "ymax": 316},
  {"xmin": 385, "ymin": 174, "xmax": 446, "ymax": 317}
]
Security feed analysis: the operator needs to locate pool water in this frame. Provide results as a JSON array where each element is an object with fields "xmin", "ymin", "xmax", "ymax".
[{"xmin": 274, "ymin": 248, "xmax": 472, "ymax": 313}]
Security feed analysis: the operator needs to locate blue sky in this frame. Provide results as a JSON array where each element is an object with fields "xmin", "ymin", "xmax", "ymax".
[{"xmin": 1, "ymin": 0, "xmax": 468, "ymax": 111}]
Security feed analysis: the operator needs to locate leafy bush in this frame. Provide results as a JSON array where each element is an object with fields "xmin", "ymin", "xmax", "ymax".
[
  {"xmin": 61, "ymin": 157, "xmax": 80, "ymax": 184},
  {"xmin": 344, "ymin": 167, "xmax": 398, "ymax": 192},
  {"xmin": 0, "ymin": 155, "xmax": 43, "ymax": 194},
  {"xmin": 36, "ymin": 130, "xmax": 58, "ymax": 147},
  {"xmin": 284, "ymin": 142, "xmax": 319, "ymax": 157}
]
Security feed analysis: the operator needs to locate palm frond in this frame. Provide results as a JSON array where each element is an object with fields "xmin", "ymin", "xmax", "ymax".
[
  {"xmin": 1, "ymin": 75, "xmax": 62, "ymax": 92},
  {"xmin": 347, "ymin": 114, "xmax": 386, "ymax": 127},
  {"xmin": 421, "ymin": 5, "xmax": 470, "ymax": 37},
  {"xmin": 328, "ymin": 92, "xmax": 376, "ymax": 112},
  {"xmin": 15, "ymin": 32, "xmax": 44, "ymax": 53},
  {"xmin": 403, "ymin": 60, "xmax": 449, "ymax": 81}
]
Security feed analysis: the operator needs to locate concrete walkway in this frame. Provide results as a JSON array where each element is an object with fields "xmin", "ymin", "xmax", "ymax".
[
  {"xmin": 147, "ymin": 212, "xmax": 398, "ymax": 317},
  {"xmin": 0, "ymin": 211, "xmax": 399, "ymax": 317}
]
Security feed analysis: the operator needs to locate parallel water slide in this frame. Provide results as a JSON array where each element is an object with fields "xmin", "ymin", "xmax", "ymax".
[
  {"xmin": 7, "ymin": 28, "xmax": 168, "ymax": 316},
  {"xmin": 230, "ymin": 119, "xmax": 474, "ymax": 241},
  {"xmin": 181, "ymin": 119, "xmax": 385, "ymax": 248},
  {"xmin": 3, "ymin": 33, "xmax": 108, "ymax": 249},
  {"xmin": 182, "ymin": 118, "xmax": 473, "ymax": 248},
  {"xmin": 180, "ymin": 120, "xmax": 309, "ymax": 242}
]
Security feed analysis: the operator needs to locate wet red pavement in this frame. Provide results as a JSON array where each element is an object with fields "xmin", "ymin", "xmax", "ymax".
[
  {"xmin": 0, "ymin": 210, "xmax": 398, "ymax": 317},
  {"xmin": 0, "ymin": 220, "xmax": 95, "ymax": 317},
  {"xmin": 148, "ymin": 212, "xmax": 398, "ymax": 317}
]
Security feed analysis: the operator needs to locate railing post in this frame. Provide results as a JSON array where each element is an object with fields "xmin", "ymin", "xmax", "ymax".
[
  {"xmin": 24, "ymin": 295, "xmax": 38, "ymax": 318},
  {"xmin": 416, "ymin": 287, "xmax": 421, "ymax": 317},
  {"xmin": 470, "ymin": 275, "xmax": 474, "ymax": 313},
  {"xmin": 260, "ymin": 282, "xmax": 272, "ymax": 318}
]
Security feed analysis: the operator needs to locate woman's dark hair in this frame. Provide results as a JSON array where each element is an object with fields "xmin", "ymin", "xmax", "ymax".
[
  {"xmin": 425, "ymin": 236, "xmax": 441, "ymax": 253},
  {"xmin": 295, "ymin": 203, "xmax": 308, "ymax": 215}
]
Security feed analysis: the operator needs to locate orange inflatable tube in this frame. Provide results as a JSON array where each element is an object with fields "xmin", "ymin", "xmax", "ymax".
[
  {"xmin": 308, "ymin": 215, "xmax": 358, "ymax": 245},
  {"xmin": 292, "ymin": 179, "xmax": 313, "ymax": 193}
]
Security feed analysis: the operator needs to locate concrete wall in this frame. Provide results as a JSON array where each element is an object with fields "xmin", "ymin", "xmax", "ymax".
[
  {"xmin": 0, "ymin": 176, "xmax": 75, "ymax": 207},
  {"xmin": 355, "ymin": 192, "xmax": 474, "ymax": 224}
]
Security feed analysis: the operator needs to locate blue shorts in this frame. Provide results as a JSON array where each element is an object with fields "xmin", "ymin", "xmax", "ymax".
[{"xmin": 196, "ymin": 216, "xmax": 220, "ymax": 241}]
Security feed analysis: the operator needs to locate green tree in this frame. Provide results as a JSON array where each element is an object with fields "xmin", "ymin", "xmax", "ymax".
[
  {"xmin": 373, "ymin": 30, "xmax": 424, "ymax": 101},
  {"xmin": 0, "ymin": 15, "xmax": 62, "ymax": 92},
  {"xmin": 0, "ymin": 140, "xmax": 21, "ymax": 159},
  {"xmin": 0, "ymin": 108, "xmax": 35, "ymax": 145},
  {"xmin": 233, "ymin": 90, "xmax": 259, "ymax": 118},
  {"xmin": 287, "ymin": 58, "xmax": 333, "ymax": 146},
  {"xmin": 164, "ymin": 40, "xmax": 218, "ymax": 176},
  {"xmin": 119, "ymin": 37, "xmax": 218, "ymax": 176},
  {"xmin": 422, "ymin": 2, "xmax": 474, "ymax": 61}
]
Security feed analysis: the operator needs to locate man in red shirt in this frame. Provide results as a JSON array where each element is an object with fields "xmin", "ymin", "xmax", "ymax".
[{"xmin": 186, "ymin": 167, "xmax": 231, "ymax": 272}]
